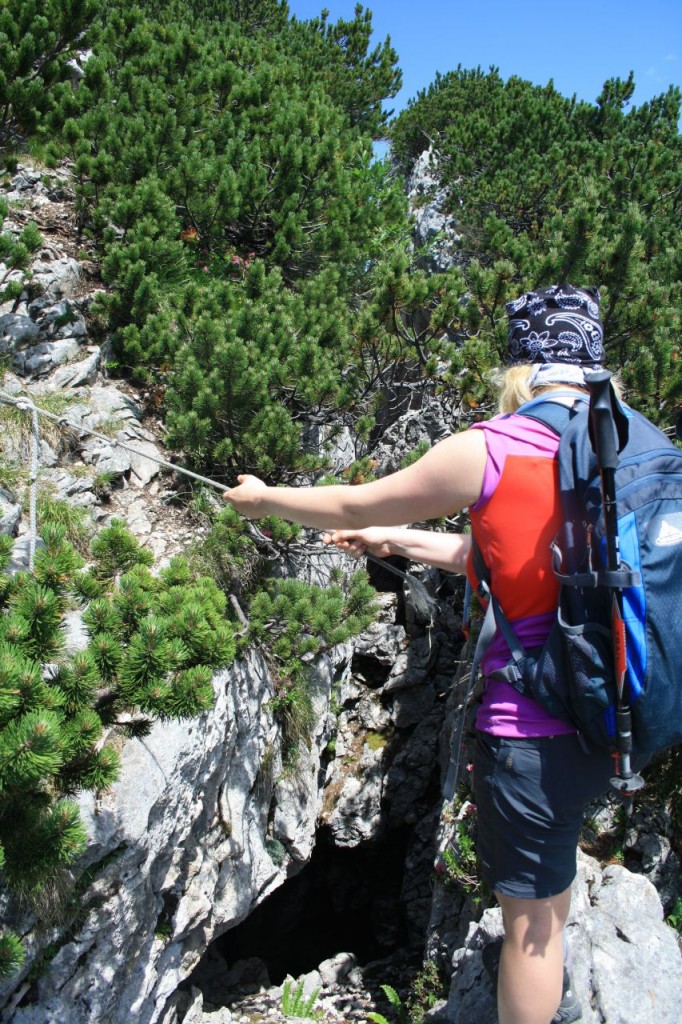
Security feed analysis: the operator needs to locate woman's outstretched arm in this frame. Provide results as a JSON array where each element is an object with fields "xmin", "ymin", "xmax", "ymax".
[
  {"xmin": 323, "ymin": 526, "xmax": 472, "ymax": 574},
  {"xmin": 222, "ymin": 429, "xmax": 487, "ymax": 530}
]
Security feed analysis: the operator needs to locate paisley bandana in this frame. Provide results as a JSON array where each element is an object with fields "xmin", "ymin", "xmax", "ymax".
[{"xmin": 506, "ymin": 284, "xmax": 604, "ymax": 366}]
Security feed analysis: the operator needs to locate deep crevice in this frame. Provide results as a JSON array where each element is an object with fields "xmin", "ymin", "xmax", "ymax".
[
  {"xmin": 351, "ymin": 651, "xmax": 393, "ymax": 688},
  {"xmin": 206, "ymin": 825, "xmax": 413, "ymax": 987}
]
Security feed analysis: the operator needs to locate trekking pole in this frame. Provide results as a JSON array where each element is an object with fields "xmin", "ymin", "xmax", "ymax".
[{"xmin": 586, "ymin": 369, "xmax": 645, "ymax": 799}]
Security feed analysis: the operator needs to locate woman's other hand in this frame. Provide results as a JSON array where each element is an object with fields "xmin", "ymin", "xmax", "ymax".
[{"xmin": 322, "ymin": 527, "xmax": 393, "ymax": 559}]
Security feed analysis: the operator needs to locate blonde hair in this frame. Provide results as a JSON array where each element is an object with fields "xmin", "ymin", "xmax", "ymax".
[
  {"xmin": 496, "ymin": 365, "xmax": 537, "ymax": 414},
  {"xmin": 495, "ymin": 364, "xmax": 622, "ymax": 414}
]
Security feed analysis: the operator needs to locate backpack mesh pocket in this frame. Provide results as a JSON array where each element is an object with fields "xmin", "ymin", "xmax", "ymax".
[{"xmin": 520, "ymin": 612, "xmax": 617, "ymax": 749}]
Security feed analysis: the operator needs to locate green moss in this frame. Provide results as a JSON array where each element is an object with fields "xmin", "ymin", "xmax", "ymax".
[{"xmin": 365, "ymin": 730, "xmax": 390, "ymax": 752}]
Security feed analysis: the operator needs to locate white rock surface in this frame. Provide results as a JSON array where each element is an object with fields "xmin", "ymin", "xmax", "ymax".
[
  {"xmin": 440, "ymin": 852, "xmax": 682, "ymax": 1024},
  {"xmin": 0, "ymin": 650, "xmax": 322, "ymax": 1024}
]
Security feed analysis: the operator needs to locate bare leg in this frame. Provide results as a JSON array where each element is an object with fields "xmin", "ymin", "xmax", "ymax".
[{"xmin": 496, "ymin": 887, "xmax": 571, "ymax": 1024}]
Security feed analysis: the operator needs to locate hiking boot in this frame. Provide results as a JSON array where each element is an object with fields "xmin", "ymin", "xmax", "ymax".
[
  {"xmin": 553, "ymin": 967, "xmax": 582, "ymax": 1023},
  {"xmin": 481, "ymin": 939, "xmax": 583, "ymax": 1024}
]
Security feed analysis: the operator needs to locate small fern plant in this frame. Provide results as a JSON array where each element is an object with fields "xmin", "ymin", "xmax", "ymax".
[
  {"xmin": 281, "ymin": 975, "xmax": 322, "ymax": 1021},
  {"xmin": 367, "ymin": 984, "xmax": 408, "ymax": 1024}
]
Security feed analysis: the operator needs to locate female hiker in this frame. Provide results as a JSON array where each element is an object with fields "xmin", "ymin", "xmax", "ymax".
[{"xmin": 223, "ymin": 284, "xmax": 612, "ymax": 1024}]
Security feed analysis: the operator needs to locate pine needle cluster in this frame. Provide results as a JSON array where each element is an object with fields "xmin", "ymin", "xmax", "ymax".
[
  {"xmin": 243, "ymin": 572, "xmax": 378, "ymax": 767},
  {"xmin": 0, "ymin": 521, "xmax": 235, "ymax": 978},
  {"xmin": 0, "ymin": 197, "xmax": 42, "ymax": 304}
]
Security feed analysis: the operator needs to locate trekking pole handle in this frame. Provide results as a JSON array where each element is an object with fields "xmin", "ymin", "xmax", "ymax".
[
  {"xmin": 587, "ymin": 369, "xmax": 622, "ymax": 570},
  {"xmin": 586, "ymin": 369, "xmax": 620, "ymax": 472}
]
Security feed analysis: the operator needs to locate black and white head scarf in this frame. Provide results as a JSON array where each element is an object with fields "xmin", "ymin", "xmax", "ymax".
[{"xmin": 506, "ymin": 284, "xmax": 604, "ymax": 367}]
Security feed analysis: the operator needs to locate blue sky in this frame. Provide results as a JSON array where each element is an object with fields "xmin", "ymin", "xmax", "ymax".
[{"xmin": 288, "ymin": 0, "xmax": 681, "ymax": 120}]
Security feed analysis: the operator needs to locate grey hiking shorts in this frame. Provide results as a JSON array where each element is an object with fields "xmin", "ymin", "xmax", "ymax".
[{"xmin": 473, "ymin": 731, "xmax": 618, "ymax": 899}]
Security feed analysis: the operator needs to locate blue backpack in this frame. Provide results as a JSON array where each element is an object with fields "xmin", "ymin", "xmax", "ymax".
[{"xmin": 471, "ymin": 391, "xmax": 682, "ymax": 758}]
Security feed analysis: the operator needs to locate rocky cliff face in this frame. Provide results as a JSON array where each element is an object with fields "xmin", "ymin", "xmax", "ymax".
[
  {"xmin": 1, "ymin": 162, "xmax": 681, "ymax": 1024},
  {"xmin": 2, "ymin": 650, "xmax": 285, "ymax": 1024},
  {"xmin": 426, "ymin": 851, "xmax": 682, "ymax": 1024}
]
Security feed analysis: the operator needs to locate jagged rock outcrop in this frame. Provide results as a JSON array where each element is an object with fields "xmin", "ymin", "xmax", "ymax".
[
  {"xmin": 0, "ymin": 648, "xmax": 339, "ymax": 1024},
  {"xmin": 0, "ymin": 485, "xmax": 21, "ymax": 535},
  {"xmin": 425, "ymin": 851, "xmax": 682, "ymax": 1024},
  {"xmin": 0, "ymin": 170, "xmax": 457, "ymax": 1014},
  {"xmin": 406, "ymin": 148, "xmax": 462, "ymax": 273},
  {"xmin": 140, "ymin": 849, "xmax": 682, "ymax": 1024}
]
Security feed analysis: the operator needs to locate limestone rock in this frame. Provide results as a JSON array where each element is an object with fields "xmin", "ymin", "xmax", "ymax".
[
  {"xmin": 9, "ymin": 169, "xmax": 43, "ymax": 193},
  {"xmin": 45, "ymin": 348, "xmax": 101, "ymax": 389},
  {"xmin": 36, "ymin": 299, "xmax": 88, "ymax": 339},
  {"xmin": 370, "ymin": 400, "xmax": 453, "ymax": 475},
  {"xmin": 302, "ymin": 421, "xmax": 360, "ymax": 474},
  {"xmin": 63, "ymin": 610, "xmax": 90, "ymax": 654},
  {"xmin": 384, "ymin": 706, "xmax": 442, "ymax": 827},
  {"xmin": 572, "ymin": 856, "xmax": 682, "ymax": 1024},
  {"xmin": 0, "ymin": 486, "xmax": 21, "ymax": 535},
  {"xmin": 0, "ymin": 652, "xmax": 299, "ymax": 1024},
  {"xmin": 624, "ymin": 803, "xmax": 681, "ymax": 910},
  {"xmin": 79, "ymin": 383, "xmax": 143, "ymax": 427},
  {"xmin": 42, "ymin": 468, "xmax": 98, "ymax": 507},
  {"xmin": 79, "ymin": 435, "xmax": 132, "ymax": 477},
  {"xmin": 440, "ymin": 852, "xmax": 682, "ymax": 1024},
  {"xmin": 39, "ymin": 438, "xmax": 60, "ymax": 466},
  {"xmin": 406, "ymin": 148, "xmax": 462, "ymax": 273},
  {"xmin": 115, "ymin": 423, "xmax": 164, "ymax": 487},
  {"xmin": 322, "ymin": 729, "xmax": 385, "ymax": 846},
  {"xmin": 65, "ymin": 49, "xmax": 94, "ymax": 85},
  {"xmin": 14, "ymin": 337, "xmax": 82, "ymax": 376},
  {"xmin": 0, "ymin": 313, "xmax": 40, "ymax": 351},
  {"xmin": 9, "ymin": 535, "xmax": 43, "ymax": 572},
  {"xmin": 31, "ymin": 256, "xmax": 82, "ymax": 300},
  {"xmin": 318, "ymin": 952, "xmax": 358, "ymax": 987},
  {"xmin": 0, "ymin": 372, "xmax": 25, "ymax": 396},
  {"xmin": 119, "ymin": 495, "xmax": 154, "ymax": 536},
  {"xmin": 352, "ymin": 618, "xmax": 406, "ymax": 666}
]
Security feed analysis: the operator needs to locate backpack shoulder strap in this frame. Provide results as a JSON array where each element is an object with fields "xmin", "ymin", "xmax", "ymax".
[{"xmin": 516, "ymin": 390, "xmax": 589, "ymax": 435}]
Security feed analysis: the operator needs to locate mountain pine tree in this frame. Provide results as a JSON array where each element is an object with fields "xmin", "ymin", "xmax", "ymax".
[
  {"xmin": 0, "ymin": 523, "xmax": 236, "ymax": 977},
  {"xmin": 0, "ymin": 198, "xmax": 42, "ymax": 302},
  {"xmin": 35, "ymin": 0, "xmax": 406, "ymax": 480},
  {"xmin": 0, "ymin": 0, "xmax": 96, "ymax": 148},
  {"xmin": 390, "ymin": 68, "xmax": 682, "ymax": 420},
  {"xmin": 287, "ymin": 4, "xmax": 402, "ymax": 138}
]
